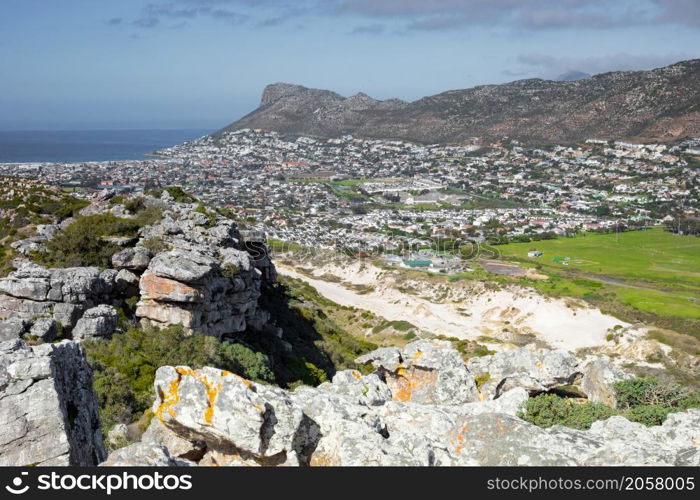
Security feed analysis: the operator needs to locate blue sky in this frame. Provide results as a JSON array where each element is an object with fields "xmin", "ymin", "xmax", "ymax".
[{"xmin": 1, "ymin": 0, "xmax": 699, "ymax": 130}]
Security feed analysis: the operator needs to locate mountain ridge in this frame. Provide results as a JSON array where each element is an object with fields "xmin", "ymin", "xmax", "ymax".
[{"xmin": 217, "ymin": 59, "xmax": 700, "ymax": 145}]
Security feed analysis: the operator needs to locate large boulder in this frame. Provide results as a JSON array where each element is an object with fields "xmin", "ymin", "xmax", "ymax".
[
  {"xmin": 356, "ymin": 340, "xmax": 478, "ymax": 405},
  {"xmin": 148, "ymin": 250, "xmax": 216, "ymax": 283},
  {"xmin": 467, "ymin": 345, "xmax": 581, "ymax": 399},
  {"xmin": 0, "ymin": 339, "xmax": 106, "ymax": 466},
  {"xmin": 27, "ymin": 317, "xmax": 57, "ymax": 342},
  {"xmin": 0, "ymin": 318, "xmax": 28, "ymax": 341},
  {"xmin": 151, "ymin": 365, "xmax": 307, "ymax": 465},
  {"xmin": 111, "ymin": 247, "xmax": 151, "ymax": 271},
  {"xmin": 72, "ymin": 305, "xmax": 118, "ymax": 340},
  {"xmin": 580, "ymin": 357, "xmax": 631, "ymax": 407}
]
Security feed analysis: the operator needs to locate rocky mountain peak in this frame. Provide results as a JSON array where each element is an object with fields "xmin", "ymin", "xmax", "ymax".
[{"xmin": 226, "ymin": 58, "xmax": 700, "ymax": 144}]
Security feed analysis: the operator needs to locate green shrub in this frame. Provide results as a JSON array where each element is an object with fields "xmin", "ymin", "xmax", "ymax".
[
  {"xmin": 286, "ymin": 356, "xmax": 329, "ymax": 386},
  {"xmin": 475, "ymin": 373, "xmax": 491, "ymax": 389},
  {"xmin": 522, "ymin": 378, "xmax": 700, "ymax": 432},
  {"xmin": 36, "ymin": 210, "xmax": 163, "ymax": 268},
  {"xmin": 218, "ymin": 342, "xmax": 274, "ymax": 382},
  {"xmin": 222, "ymin": 263, "xmax": 240, "ymax": 278},
  {"xmin": 624, "ymin": 405, "xmax": 673, "ymax": 427},
  {"xmin": 123, "ymin": 196, "xmax": 146, "ymax": 214},
  {"xmin": 519, "ymin": 393, "xmax": 618, "ymax": 430},
  {"xmin": 140, "ymin": 237, "xmax": 170, "ymax": 255},
  {"xmin": 147, "ymin": 186, "xmax": 198, "ymax": 203},
  {"xmin": 84, "ymin": 324, "xmax": 274, "ymax": 434},
  {"xmin": 195, "ymin": 204, "xmax": 217, "ymax": 227},
  {"xmin": 614, "ymin": 377, "xmax": 699, "ymax": 410}
]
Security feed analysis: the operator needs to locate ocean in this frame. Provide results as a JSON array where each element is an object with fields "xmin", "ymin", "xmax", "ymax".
[{"xmin": 0, "ymin": 129, "xmax": 213, "ymax": 164}]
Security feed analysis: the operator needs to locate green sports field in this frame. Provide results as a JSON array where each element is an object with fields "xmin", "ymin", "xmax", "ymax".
[{"xmin": 496, "ymin": 227, "xmax": 700, "ymax": 323}]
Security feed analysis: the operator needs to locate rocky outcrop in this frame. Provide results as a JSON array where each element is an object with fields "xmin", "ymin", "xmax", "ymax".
[
  {"xmin": 102, "ymin": 341, "xmax": 700, "ymax": 466},
  {"xmin": 0, "ymin": 263, "xmax": 116, "ymax": 340},
  {"xmin": 133, "ymin": 200, "xmax": 276, "ymax": 338},
  {"xmin": 72, "ymin": 305, "xmax": 118, "ymax": 340},
  {"xmin": 580, "ymin": 356, "xmax": 632, "ymax": 407},
  {"xmin": 0, "ymin": 339, "xmax": 106, "ymax": 466},
  {"xmin": 467, "ymin": 344, "xmax": 581, "ymax": 399},
  {"xmin": 0, "ymin": 191, "xmax": 276, "ymax": 342},
  {"xmin": 356, "ymin": 340, "xmax": 478, "ymax": 404},
  {"xmin": 111, "ymin": 247, "xmax": 151, "ymax": 271}
]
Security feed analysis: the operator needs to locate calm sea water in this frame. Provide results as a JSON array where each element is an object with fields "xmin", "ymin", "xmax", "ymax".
[{"xmin": 0, "ymin": 129, "xmax": 213, "ymax": 163}]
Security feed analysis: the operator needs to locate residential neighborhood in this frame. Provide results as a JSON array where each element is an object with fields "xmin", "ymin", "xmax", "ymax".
[{"xmin": 1, "ymin": 130, "xmax": 698, "ymax": 261}]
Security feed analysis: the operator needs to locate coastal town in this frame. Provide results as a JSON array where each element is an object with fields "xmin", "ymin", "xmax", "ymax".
[{"xmin": 1, "ymin": 130, "xmax": 698, "ymax": 269}]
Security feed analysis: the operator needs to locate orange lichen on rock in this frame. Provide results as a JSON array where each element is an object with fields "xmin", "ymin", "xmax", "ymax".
[
  {"xmin": 387, "ymin": 366, "xmax": 438, "ymax": 402},
  {"xmin": 173, "ymin": 367, "xmax": 224, "ymax": 424},
  {"xmin": 155, "ymin": 373, "xmax": 182, "ymax": 422},
  {"xmin": 351, "ymin": 371, "xmax": 362, "ymax": 379},
  {"xmin": 141, "ymin": 273, "xmax": 202, "ymax": 302}
]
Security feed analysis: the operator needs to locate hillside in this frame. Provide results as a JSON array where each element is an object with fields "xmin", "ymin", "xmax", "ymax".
[{"xmin": 218, "ymin": 59, "xmax": 700, "ymax": 145}]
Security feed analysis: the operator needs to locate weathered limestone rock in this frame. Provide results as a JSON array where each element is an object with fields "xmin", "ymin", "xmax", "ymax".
[
  {"xmin": 318, "ymin": 370, "xmax": 392, "ymax": 406},
  {"xmin": 72, "ymin": 305, "xmax": 118, "ymax": 340},
  {"xmin": 148, "ymin": 250, "xmax": 216, "ymax": 283},
  {"xmin": 467, "ymin": 344, "xmax": 581, "ymax": 399},
  {"xmin": 114, "ymin": 269, "xmax": 140, "ymax": 296},
  {"xmin": 0, "ymin": 263, "xmax": 115, "ymax": 337},
  {"xmin": 0, "ymin": 318, "xmax": 28, "ymax": 341},
  {"xmin": 131, "ymin": 204, "xmax": 275, "ymax": 338},
  {"xmin": 0, "ymin": 339, "xmax": 106, "ymax": 466},
  {"xmin": 357, "ymin": 340, "xmax": 478, "ymax": 404},
  {"xmin": 102, "ymin": 344, "xmax": 700, "ymax": 467},
  {"xmin": 111, "ymin": 247, "xmax": 152, "ymax": 271},
  {"xmin": 107, "ymin": 423, "xmax": 129, "ymax": 447},
  {"xmin": 151, "ymin": 366, "xmax": 305, "ymax": 465},
  {"xmin": 140, "ymin": 272, "xmax": 202, "ymax": 303},
  {"xmin": 580, "ymin": 357, "xmax": 632, "ymax": 407},
  {"xmin": 27, "ymin": 317, "xmax": 57, "ymax": 342},
  {"xmin": 141, "ymin": 418, "xmax": 206, "ymax": 462}
]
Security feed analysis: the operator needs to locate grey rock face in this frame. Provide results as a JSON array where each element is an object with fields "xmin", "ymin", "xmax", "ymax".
[
  {"xmin": 0, "ymin": 339, "xmax": 106, "ymax": 466},
  {"xmin": 111, "ymin": 247, "xmax": 152, "ymax": 271},
  {"xmin": 467, "ymin": 344, "xmax": 581, "ymax": 398},
  {"xmin": 0, "ymin": 263, "xmax": 114, "ymax": 338},
  {"xmin": 72, "ymin": 305, "xmax": 118, "ymax": 340},
  {"xmin": 134, "ymin": 207, "xmax": 275, "ymax": 338},
  {"xmin": 356, "ymin": 339, "xmax": 478, "ymax": 405},
  {"xmin": 104, "ymin": 344, "xmax": 700, "ymax": 467},
  {"xmin": 581, "ymin": 357, "xmax": 632, "ymax": 407},
  {"xmin": 27, "ymin": 317, "xmax": 57, "ymax": 342},
  {"xmin": 148, "ymin": 250, "xmax": 216, "ymax": 283},
  {"xmin": 0, "ymin": 318, "xmax": 28, "ymax": 341}
]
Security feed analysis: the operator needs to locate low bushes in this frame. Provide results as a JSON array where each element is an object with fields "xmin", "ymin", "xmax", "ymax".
[
  {"xmin": 36, "ymin": 207, "xmax": 162, "ymax": 268},
  {"xmin": 84, "ymin": 324, "xmax": 274, "ymax": 434},
  {"xmin": 520, "ymin": 377, "xmax": 700, "ymax": 430},
  {"xmin": 519, "ymin": 394, "xmax": 618, "ymax": 430}
]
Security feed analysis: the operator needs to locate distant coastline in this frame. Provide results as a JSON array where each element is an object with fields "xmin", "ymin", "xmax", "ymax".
[{"xmin": 0, "ymin": 129, "xmax": 212, "ymax": 164}]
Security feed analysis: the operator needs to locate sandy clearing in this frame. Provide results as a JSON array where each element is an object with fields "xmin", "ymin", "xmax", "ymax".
[{"xmin": 278, "ymin": 262, "xmax": 628, "ymax": 351}]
